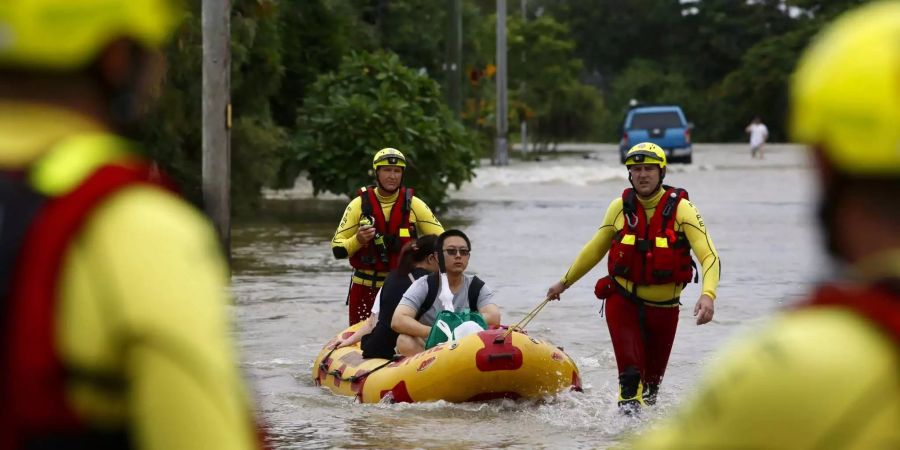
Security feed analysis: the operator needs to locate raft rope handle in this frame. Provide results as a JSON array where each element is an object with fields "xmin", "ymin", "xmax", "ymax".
[
  {"xmin": 499, "ymin": 296, "xmax": 551, "ymax": 341},
  {"xmin": 320, "ymin": 345, "xmax": 400, "ymax": 383},
  {"xmin": 327, "ymin": 358, "xmax": 395, "ymax": 382}
]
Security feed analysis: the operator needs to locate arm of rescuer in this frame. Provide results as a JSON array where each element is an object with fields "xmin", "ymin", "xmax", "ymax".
[
  {"xmin": 546, "ymin": 197, "xmax": 621, "ymax": 300},
  {"xmin": 59, "ymin": 186, "xmax": 259, "ymax": 450},
  {"xmin": 331, "ymin": 194, "xmax": 443, "ymax": 260},
  {"xmin": 331, "ymin": 197, "xmax": 371, "ymax": 259},
  {"xmin": 676, "ymin": 199, "xmax": 721, "ymax": 325},
  {"xmin": 409, "ymin": 195, "xmax": 444, "ymax": 236}
]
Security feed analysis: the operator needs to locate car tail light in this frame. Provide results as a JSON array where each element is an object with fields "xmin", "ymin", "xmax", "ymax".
[
  {"xmin": 684, "ymin": 129, "xmax": 691, "ymax": 144},
  {"xmin": 622, "ymin": 132, "xmax": 629, "ymax": 147}
]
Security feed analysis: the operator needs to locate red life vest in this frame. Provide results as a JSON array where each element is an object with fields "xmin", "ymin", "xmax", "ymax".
[
  {"xmin": 607, "ymin": 187, "xmax": 695, "ymax": 286},
  {"xmin": 348, "ymin": 185, "xmax": 415, "ymax": 273},
  {"xmin": 804, "ymin": 281, "xmax": 900, "ymax": 344},
  {"xmin": 0, "ymin": 159, "xmax": 172, "ymax": 448}
]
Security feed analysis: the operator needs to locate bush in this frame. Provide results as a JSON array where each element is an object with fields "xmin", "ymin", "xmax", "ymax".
[
  {"xmin": 530, "ymin": 81, "xmax": 611, "ymax": 145},
  {"xmin": 293, "ymin": 51, "xmax": 478, "ymax": 207}
]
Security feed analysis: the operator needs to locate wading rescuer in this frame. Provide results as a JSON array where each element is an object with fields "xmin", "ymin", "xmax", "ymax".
[
  {"xmin": 332, "ymin": 148, "xmax": 444, "ymax": 325},
  {"xmin": 0, "ymin": 1, "xmax": 263, "ymax": 449},
  {"xmin": 546, "ymin": 142, "xmax": 721, "ymax": 412},
  {"xmin": 630, "ymin": 3, "xmax": 900, "ymax": 447}
]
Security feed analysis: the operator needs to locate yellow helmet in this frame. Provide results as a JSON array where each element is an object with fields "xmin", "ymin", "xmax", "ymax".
[
  {"xmin": 790, "ymin": 1, "xmax": 900, "ymax": 176},
  {"xmin": 372, "ymin": 148, "xmax": 407, "ymax": 170},
  {"xmin": 0, "ymin": 0, "xmax": 181, "ymax": 71},
  {"xmin": 625, "ymin": 142, "xmax": 667, "ymax": 169}
]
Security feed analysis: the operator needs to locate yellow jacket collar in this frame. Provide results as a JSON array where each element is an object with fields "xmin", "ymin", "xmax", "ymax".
[
  {"xmin": 636, "ymin": 188, "xmax": 665, "ymax": 209},
  {"xmin": 374, "ymin": 187, "xmax": 400, "ymax": 203}
]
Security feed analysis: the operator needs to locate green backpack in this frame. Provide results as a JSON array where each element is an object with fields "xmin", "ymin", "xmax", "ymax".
[
  {"xmin": 424, "ymin": 310, "xmax": 488, "ymax": 349},
  {"xmin": 416, "ymin": 274, "xmax": 488, "ymax": 349}
]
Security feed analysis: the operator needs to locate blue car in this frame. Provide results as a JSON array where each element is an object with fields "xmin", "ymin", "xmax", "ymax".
[{"xmin": 619, "ymin": 105, "xmax": 693, "ymax": 164}]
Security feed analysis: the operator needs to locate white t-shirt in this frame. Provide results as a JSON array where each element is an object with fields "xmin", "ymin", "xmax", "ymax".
[
  {"xmin": 371, "ymin": 289, "xmax": 382, "ymax": 316},
  {"xmin": 747, "ymin": 123, "xmax": 769, "ymax": 147}
]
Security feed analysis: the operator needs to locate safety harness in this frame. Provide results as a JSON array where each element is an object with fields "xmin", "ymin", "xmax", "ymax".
[
  {"xmin": 608, "ymin": 186, "xmax": 695, "ymax": 287},
  {"xmin": 349, "ymin": 186, "xmax": 415, "ymax": 279}
]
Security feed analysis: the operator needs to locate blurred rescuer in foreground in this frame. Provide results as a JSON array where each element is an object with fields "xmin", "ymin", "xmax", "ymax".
[
  {"xmin": 0, "ymin": 1, "xmax": 263, "ymax": 448},
  {"xmin": 630, "ymin": 2, "xmax": 900, "ymax": 447}
]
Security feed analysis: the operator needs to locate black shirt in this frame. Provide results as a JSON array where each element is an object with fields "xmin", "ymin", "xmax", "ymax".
[{"xmin": 361, "ymin": 267, "xmax": 430, "ymax": 359}]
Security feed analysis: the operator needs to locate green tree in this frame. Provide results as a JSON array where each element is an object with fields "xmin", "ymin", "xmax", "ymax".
[
  {"xmin": 538, "ymin": 0, "xmax": 684, "ymax": 86},
  {"xmin": 705, "ymin": 25, "xmax": 818, "ymax": 141},
  {"xmin": 607, "ymin": 58, "xmax": 696, "ymax": 133},
  {"xmin": 469, "ymin": 13, "xmax": 611, "ymax": 147},
  {"xmin": 293, "ymin": 51, "xmax": 478, "ymax": 207},
  {"xmin": 143, "ymin": 0, "xmax": 286, "ymax": 212},
  {"xmin": 271, "ymin": 0, "xmax": 374, "ymax": 187}
]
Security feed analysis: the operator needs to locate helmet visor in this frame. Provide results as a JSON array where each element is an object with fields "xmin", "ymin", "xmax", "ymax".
[
  {"xmin": 374, "ymin": 155, "xmax": 405, "ymax": 166},
  {"xmin": 626, "ymin": 150, "xmax": 664, "ymax": 165}
]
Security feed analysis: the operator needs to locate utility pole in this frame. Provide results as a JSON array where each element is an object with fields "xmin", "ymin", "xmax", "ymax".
[
  {"xmin": 494, "ymin": 0, "xmax": 509, "ymax": 166},
  {"xmin": 520, "ymin": 0, "xmax": 528, "ymax": 155},
  {"xmin": 446, "ymin": 0, "xmax": 462, "ymax": 117},
  {"xmin": 202, "ymin": 0, "xmax": 232, "ymax": 259}
]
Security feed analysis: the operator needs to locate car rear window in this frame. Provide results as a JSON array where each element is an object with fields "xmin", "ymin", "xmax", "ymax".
[{"xmin": 628, "ymin": 112, "xmax": 683, "ymax": 129}]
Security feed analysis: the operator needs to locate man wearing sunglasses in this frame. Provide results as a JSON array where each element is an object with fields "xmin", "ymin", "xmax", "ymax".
[
  {"xmin": 546, "ymin": 142, "xmax": 721, "ymax": 412},
  {"xmin": 391, "ymin": 229, "xmax": 501, "ymax": 356},
  {"xmin": 332, "ymin": 148, "xmax": 444, "ymax": 325}
]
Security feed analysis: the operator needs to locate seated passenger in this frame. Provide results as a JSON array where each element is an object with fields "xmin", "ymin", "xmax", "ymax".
[
  {"xmin": 391, "ymin": 229, "xmax": 501, "ymax": 356},
  {"xmin": 334, "ymin": 235, "xmax": 440, "ymax": 358}
]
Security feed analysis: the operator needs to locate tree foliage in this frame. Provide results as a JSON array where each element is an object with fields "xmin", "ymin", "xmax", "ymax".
[
  {"xmin": 140, "ymin": 0, "xmax": 866, "ymax": 214},
  {"xmin": 293, "ymin": 51, "xmax": 478, "ymax": 207}
]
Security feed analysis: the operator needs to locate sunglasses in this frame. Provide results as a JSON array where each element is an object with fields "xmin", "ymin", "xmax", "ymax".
[{"xmin": 443, "ymin": 248, "xmax": 470, "ymax": 257}]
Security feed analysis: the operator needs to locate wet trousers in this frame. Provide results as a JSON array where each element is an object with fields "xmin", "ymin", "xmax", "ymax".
[
  {"xmin": 347, "ymin": 282, "xmax": 378, "ymax": 326},
  {"xmin": 605, "ymin": 291, "xmax": 680, "ymax": 389}
]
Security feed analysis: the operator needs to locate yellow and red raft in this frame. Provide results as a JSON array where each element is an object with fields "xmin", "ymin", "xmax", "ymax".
[{"xmin": 312, "ymin": 323, "xmax": 582, "ymax": 403}]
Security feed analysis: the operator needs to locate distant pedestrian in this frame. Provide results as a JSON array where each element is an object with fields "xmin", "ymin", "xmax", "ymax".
[{"xmin": 745, "ymin": 116, "xmax": 769, "ymax": 159}]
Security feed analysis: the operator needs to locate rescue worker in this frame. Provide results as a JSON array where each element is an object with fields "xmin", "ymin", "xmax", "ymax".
[
  {"xmin": 0, "ymin": 1, "xmax": 262, "ymax": 449},
  {"xmin": 630, "ymin": 2, "xmax": 900, "ymax": 447},
  {"xmin": 546, "ymin": 142, "xmax": 721, "ymax": 412},
  {"xmin": 332, "ymin": 148, "xmax": 444, "ymax": 325}
]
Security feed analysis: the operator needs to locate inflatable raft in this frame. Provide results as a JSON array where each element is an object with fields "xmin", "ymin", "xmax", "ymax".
[{"xmin": 312, "ymin": 323, "xmax": 582, "ymax": 403}]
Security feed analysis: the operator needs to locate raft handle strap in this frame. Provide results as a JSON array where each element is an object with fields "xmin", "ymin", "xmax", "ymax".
[{"xmin": 324, "ymin": 354, "xmax": 402, "ymax": 383}]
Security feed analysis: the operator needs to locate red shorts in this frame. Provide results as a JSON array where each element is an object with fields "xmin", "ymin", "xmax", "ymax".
[
  {"xmin": 346, "ymin": 282, "xmax": 378, "ymax": 326},
  {"xmin": 604, "ymin": 290, "xmax": 679, "ymax": 385}
]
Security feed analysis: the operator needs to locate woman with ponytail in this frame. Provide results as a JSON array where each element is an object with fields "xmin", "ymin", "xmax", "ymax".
[{"xmin": 334, "ymin": 235, "xmax": 440, "ymax": 358}]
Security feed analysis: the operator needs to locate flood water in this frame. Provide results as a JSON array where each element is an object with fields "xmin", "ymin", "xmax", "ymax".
[{"xmin": 231, "ymin": 143, "xmax": 826, "ymax": 449}]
